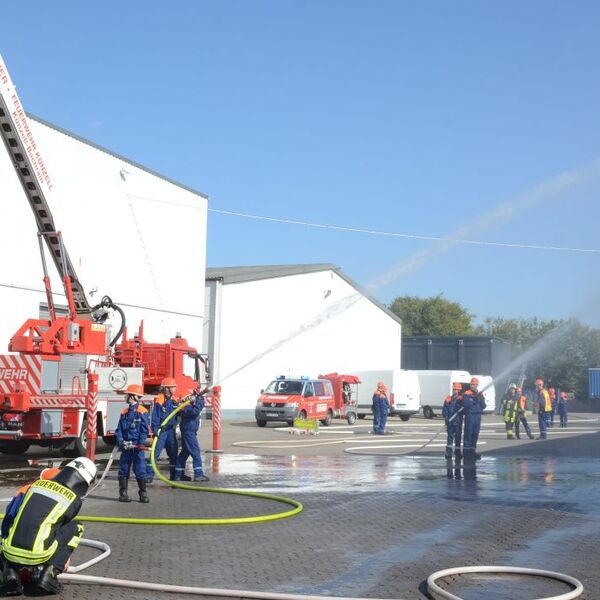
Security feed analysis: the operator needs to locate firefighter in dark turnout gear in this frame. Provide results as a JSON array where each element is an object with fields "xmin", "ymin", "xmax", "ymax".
[
  {"xmin": 0, "ymin": 458, "xmax": 96, "ymax": 596},
  {"xmin": 115, "ymin": 384, "xmax": 150, "ymax": 503},
  {"xmin": 442, "ymin": 382, "xmax": 464, "ymax": 459},
  {"xmin": 503, "ymin": 384, "xmax": 519, "ymax": 439}
]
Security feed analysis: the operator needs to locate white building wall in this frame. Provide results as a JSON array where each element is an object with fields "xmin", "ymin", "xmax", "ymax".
[
  {"xmin": 214, "ymin": 270, "xmax": 401, "ymax": 412},
  {"xmin": 0, "ymin": 119, "xmax": 207, "ymax": 352}
]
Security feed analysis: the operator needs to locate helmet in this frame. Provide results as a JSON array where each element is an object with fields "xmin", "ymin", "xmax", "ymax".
[
  {"xmin": 53, "ymin": 457, "xmax": 97, "ymax": 496},
  {"xmin": 161, "ymin": 377, "xmax": 177, "ymax": 388},
  {"xmin": 376, "ymin": 381, "xmax": 387, "ymax": 391},
  {"xmin": 452, "ymin": 382, "xmax": 462, "ymax": 390},
  {"xmin": 508, "ymin": 383, "xmax": 517, "ymax": 389},
  {"xmin": 40, "ymin": 467, "xmax": 61, "ymax": 480},
  {"xmin": 126, "ymin": 384, "xmax": 144, "ymax": 397},
  {"xmin": 65, "ymin": 457, "xmax": 97, "ymax": 485},
  {"xmin": 535, "ymin": 378, "xmax": 544, "ymax": 386},
  {"xmin": 470, "ymin": 377, "xmax": 479, "ymax": 385}
]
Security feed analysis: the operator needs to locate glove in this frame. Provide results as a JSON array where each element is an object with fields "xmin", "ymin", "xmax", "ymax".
[{"xmin": 120, "ymin": 440, "xmax": 133, "ymax": 451}]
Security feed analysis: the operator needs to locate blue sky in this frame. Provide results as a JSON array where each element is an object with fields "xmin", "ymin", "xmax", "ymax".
[{"xmin": 3, "ymin": 1, "xmax": 600, "ymax": 325}]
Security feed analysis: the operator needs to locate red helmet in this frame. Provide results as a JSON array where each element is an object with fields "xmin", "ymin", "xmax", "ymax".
[
  {"xmin": 470, "ymin": 377, "xmax": 479, "ymax": 385},
  {"xmin": 452, "ymin": 382, "xmax": 462, "ymax": 390},
  {"xmin": 126, "ymin": 384, "xmax": 144, "ymax": 397},
  {"xmin": 161, "ymin": 377, "xmax": 177, "ymax": 388}
]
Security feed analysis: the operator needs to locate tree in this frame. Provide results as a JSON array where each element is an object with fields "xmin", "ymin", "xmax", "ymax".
[{"xmin": 388, "ymin": 295, "xmax": 475, "ymax": 336}]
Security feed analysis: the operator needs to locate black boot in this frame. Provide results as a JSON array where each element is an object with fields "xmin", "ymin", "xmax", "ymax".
[
  {"xmin": 118, "ymin": 478, "xmax": 131, "ymax": 503},
  {"xmin": 444, "ymin": 448, "xmax": 452, "ymax": 459},
  {"xmin": 30, "ymin": 564, "xmax": 63, "ymax": 595},
  {"xmin": 137, "ymin": 479, "xmax": 149, "ymax": 503},
  {"xmin": 1, "ymin": 565, "xmax": 23, "ymax": 596}
]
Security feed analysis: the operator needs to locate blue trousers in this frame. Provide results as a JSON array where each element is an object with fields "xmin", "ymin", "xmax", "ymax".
[
  {"xmin": 463, "ymin": 414, "xmax": 482, "ymax": 452},
  {"xmin": 515, "ymin": 415, "xmax": 532, "ymax": 438},
  {"xmin": 147, "ymin": 429, "xmax": 178, "ymax": 480},
  {"xmin": 558, "ymin": 406, "xmax": 568, "ymax": 428},
  {"xmin": 372, "ymin": 401, "xmax": 380, "ymax": 432},
  {"xmin": 118, "ymin": 447, "xmax": 146, "ymax": 480},
  {"xmin": 175, "ymin": 430, "xmax": 204, "ymax": 477},
  {"xmin": 538, "ymin": 410, "xmax": 550, "ymax": 438},
  {"xmin": 446, "ymin": 418, "xmax": 462, "ymax": 450}
]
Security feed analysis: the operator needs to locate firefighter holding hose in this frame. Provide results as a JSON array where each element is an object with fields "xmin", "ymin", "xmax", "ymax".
[{"xmin": 115, "ymin": 384, "xmax": 150, "ymax": 503}]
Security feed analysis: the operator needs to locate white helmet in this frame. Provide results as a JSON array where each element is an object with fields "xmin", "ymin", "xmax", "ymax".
[{"xmin": 65, "ymin": 457, "xmax": 97, "ymax": 485}]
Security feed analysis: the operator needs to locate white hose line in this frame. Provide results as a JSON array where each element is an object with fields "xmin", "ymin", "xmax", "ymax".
[
  {"xmin": 64, "ymin": 538, "xmax": 111, "ymax": 573},
  {"xmin": 427, "ymin": 565, "xmax": 584, "ymax": 600},
  {"xmin": 60, "ymin": 573, "xmax": 396, "ymax": 600},
  {"xmin": 62, "ymin": 540, "xmax": 584, "ymax": 600},
  {"xmin": 83, "ymin": 445, "xmax": 119, "ymax": 499}
]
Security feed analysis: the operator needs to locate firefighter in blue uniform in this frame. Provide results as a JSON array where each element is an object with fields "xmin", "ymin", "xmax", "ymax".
[
  {"xmin": 0, "ymin": 458, "xmax": 96, "ymax": 596},
  {"xmin": 146, "ymin": 377, "xmax": 180, "ymax": 482},
  {"xmin": 557, "ymin": 391, "xmax": 569, "ymax": 428},
  {"xmin": 371, "ymin": 382, "xmax": 389, "ymax": 435},
  {"xmin": 115, "ymin": 383, "xmax": 150, "ymax": 503},
  {"xmin": 462, "ymin": 377, "xmax": 486, "ymax": 461},
  {"xmin": 174, "ymin": 389, "xmax": 210, "ymax": 482},
  {"xmin": 442, "ymin": 382, "xmax": 464, "ymax": 459}
]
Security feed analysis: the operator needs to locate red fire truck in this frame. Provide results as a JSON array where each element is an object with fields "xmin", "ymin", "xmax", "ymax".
[{"xmin": 0, "ymin": 54, "xmax": 208, "ymax": 456}]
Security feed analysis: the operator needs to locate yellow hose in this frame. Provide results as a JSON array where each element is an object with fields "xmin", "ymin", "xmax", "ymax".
[{"xmin": 78, "ymin": 399, "xmax": 303, "ymax": 525}]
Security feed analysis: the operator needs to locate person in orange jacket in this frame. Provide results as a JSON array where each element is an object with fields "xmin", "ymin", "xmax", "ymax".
[
  {"xmin": 534, "ymin": 378, "xmax": 552, "ymax": 440},
  {"xmin": 461, "ymin": 377, "xmax": 486, "ymax": 461}
]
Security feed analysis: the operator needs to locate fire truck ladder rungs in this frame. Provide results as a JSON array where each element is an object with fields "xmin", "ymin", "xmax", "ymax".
[{"xmin": 0, "ymin": 95, "xmax": 91, "ymax": 315}]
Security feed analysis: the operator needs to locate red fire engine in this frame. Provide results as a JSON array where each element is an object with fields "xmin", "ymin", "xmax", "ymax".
[{"xmin": 0, "ymin": 54, "xmax": 208, "ymax": 456}]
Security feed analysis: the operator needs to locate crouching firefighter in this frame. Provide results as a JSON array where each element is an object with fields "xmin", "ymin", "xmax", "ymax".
[
  {"xmin": 442, "ymin": 382, "xmax": 464, "ymax": 459},
  {"xmin": 116, "ymin": 383, "xmax": 150, "ymax": 503},
  {"xmin": 0, "ymin": 458, "xmax": 96, "ymax": 596}
]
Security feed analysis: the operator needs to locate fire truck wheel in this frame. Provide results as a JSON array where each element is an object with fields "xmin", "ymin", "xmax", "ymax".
[
  {"xmin": 256, "ymin": 420, "xmax": 267, "ymax": 428},
  {"xmin": 65, "ymin": 421, "xmax": 87, "ymax": 456},
  {"xmin": 0, "ymin": 440, "xmax": 31, "ymax": 455},
  {"xmin": 320, "ymin": 410, "xmax": 333, "ymax": 427},
  {"xmin": 357, "ymin": 414, "xmax": 365, "ymax": 420},
  {"xmin": 423, "ymin": 406, "xmax": 435, "ymax": 419},
  {"xmin": 400, "ymin": 414, "xmax": 411, "ymax": 422},
  {"xmin": 346, "ymin": 412, "xmax": 357, "ymax": 425},
  {"xmin": 102, "ymin": 435, "xmax": 117, "ymax": 446}
]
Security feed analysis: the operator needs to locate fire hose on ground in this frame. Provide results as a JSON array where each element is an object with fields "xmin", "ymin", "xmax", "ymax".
[{"xmin": 2, "ymin": 399, "xmax": 585, "ymax": 599}]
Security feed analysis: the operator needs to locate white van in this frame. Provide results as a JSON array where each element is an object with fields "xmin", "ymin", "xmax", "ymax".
[
  {"xmin": 413, "ymin": 370, "xmax": 472, "ymax": 419},
  {"xmin": 352, "ymin": 370, "xmax": 420, "ymax": 421}
]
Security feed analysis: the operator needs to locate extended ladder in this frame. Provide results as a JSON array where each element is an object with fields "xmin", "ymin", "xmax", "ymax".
[{"xmin": 0, "ymin": 54, "xmax": 91, "ymax": 315}]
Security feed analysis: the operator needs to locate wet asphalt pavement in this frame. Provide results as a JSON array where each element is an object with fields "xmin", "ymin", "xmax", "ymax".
[{"xmin": 0, "ymin": 413, "xmax": 598, "ymax": 599}]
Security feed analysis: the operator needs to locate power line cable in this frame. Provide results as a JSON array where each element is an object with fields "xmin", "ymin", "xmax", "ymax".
[
  {"xmin": 126, "ymin": 193, "xmax": 600, "ymax": 255},
  {"xmin": 0, "ymin": 282, "xmax": 204, "ymax": 319}
]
